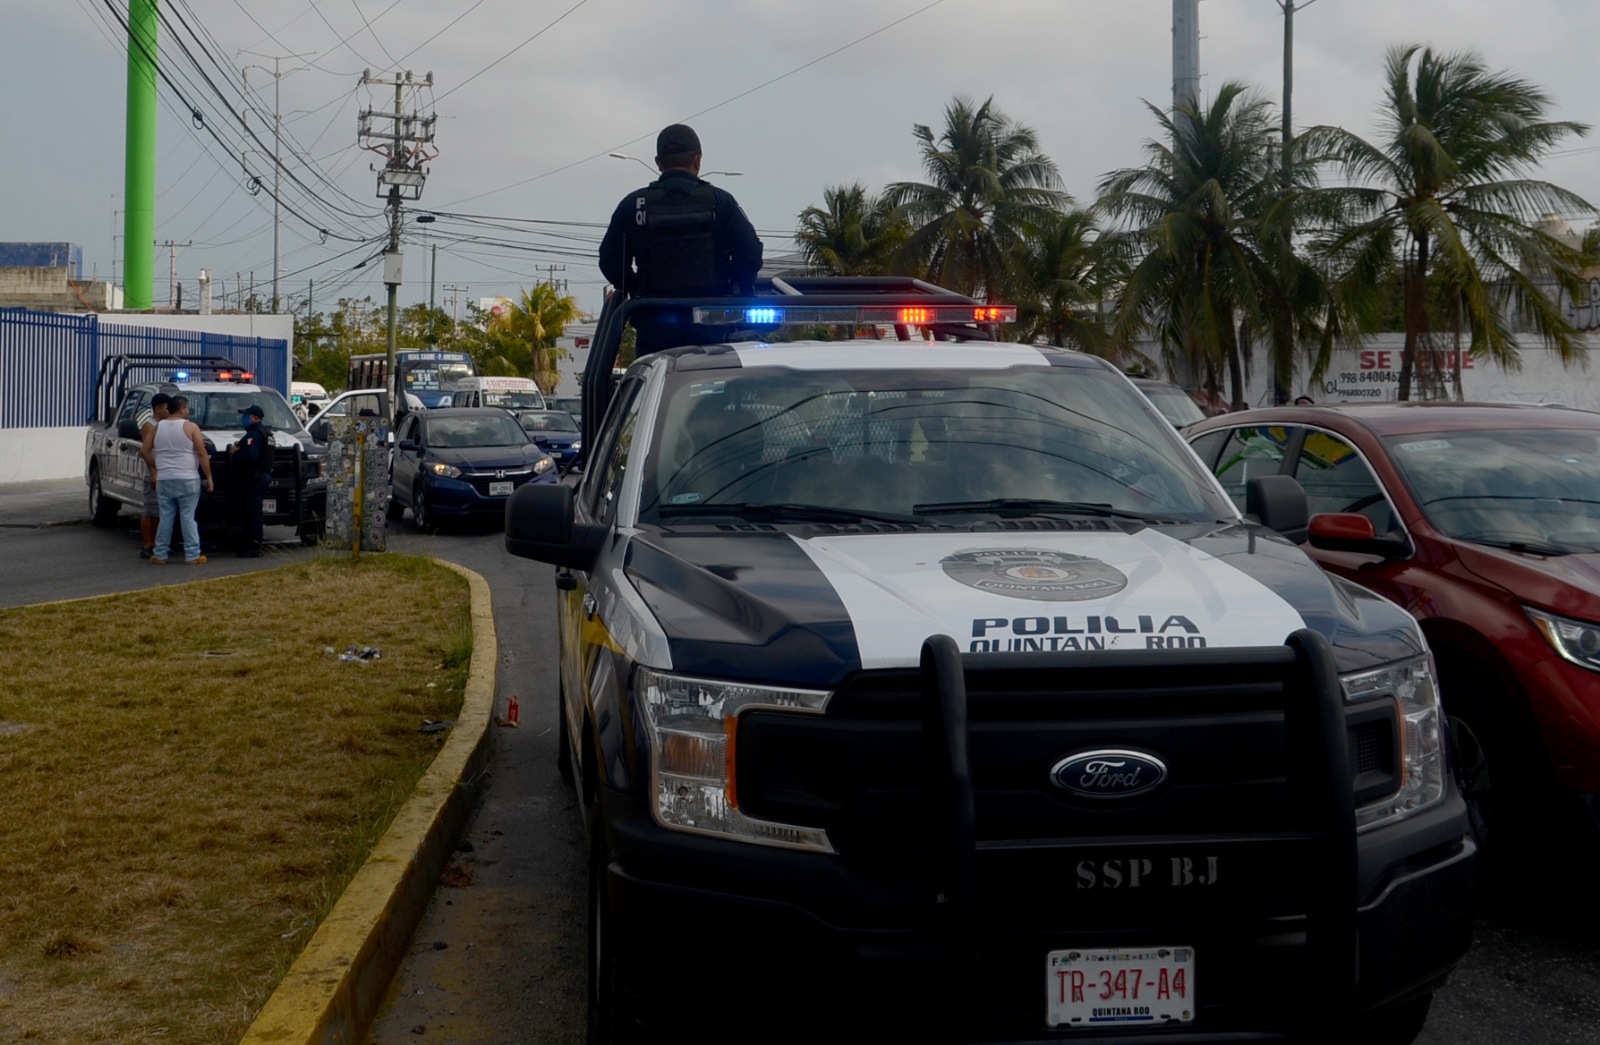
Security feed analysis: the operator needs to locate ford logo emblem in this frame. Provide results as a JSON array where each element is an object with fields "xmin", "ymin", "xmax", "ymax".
[{"xmin": 1050, "ymin": 749, "xmax": 1168, "ymax": 799}]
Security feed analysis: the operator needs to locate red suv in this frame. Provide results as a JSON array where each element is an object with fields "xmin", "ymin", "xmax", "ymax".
[{"xmin": 1186, "ymin": 403, "xmax": 1600, "ymax": 842}]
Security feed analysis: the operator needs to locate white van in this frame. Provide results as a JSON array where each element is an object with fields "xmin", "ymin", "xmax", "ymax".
[
  {"xmin": 291, "ymin": 381, "xmax": 332, "ymax": 418},
  {"xmin": 450, "ymin": 376, "xmax": 546, "ymax": 411}
]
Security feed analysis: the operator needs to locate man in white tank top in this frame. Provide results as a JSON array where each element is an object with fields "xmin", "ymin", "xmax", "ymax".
[{"xmin": 149, "ymin": 396, "xmax": 216, "ymax": 565}]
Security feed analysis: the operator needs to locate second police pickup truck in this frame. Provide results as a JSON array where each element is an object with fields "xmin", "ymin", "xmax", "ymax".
[{"xmin": 505, "ymin": 278, "xmax": 1476, "ymax": 1044}]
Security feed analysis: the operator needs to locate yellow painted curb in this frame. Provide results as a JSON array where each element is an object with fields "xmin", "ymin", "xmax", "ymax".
[{"xmin": 239, "ymin": 559, "xmax": 497, "ymax": 1045}]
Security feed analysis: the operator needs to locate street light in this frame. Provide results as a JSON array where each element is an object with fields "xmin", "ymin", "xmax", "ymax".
[{"xmin": 608, "ymin": 152, "xmax": 741, "ymax": 176}]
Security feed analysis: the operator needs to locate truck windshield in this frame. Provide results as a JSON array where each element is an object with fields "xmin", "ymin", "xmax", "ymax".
[
  {"xmin": 187, "ymin": 390, "xmax": 302, "ymax": 432},
  {"xmin": 404, "ymin": 361, "xmax": 475, "ymax": 393},
  {"xmin": 1385, "ymin": 428, "xmax": 1600, "ymax": 553},
  {"xmin": 639, "ymin": 366, "xmax": 1233, "ymax": 524}
]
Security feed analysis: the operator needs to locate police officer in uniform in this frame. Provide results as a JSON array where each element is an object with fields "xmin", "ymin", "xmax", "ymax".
[
  {"xmin": 599, "ymin": 124, "xmax": 763, "ymax": 351},
  {"xmin": 229, "ymin": 404, "xmax": 273, "ymax": 557}
]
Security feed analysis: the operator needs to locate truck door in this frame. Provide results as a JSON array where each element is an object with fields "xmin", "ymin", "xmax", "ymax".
[{"xmin": 109, "ymin": 392, "xmax": 149, "ymax": 498}]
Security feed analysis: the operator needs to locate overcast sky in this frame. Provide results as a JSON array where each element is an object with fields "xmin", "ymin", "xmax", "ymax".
[{"xmin": 4, "ymin": 0, "xmax": 1598, "ymax": 316}]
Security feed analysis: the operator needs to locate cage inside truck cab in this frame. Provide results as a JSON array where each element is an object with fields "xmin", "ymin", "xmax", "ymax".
[{"xmin": 505, "ymin": 278, "xmax": 1476, "ymax": 1043}]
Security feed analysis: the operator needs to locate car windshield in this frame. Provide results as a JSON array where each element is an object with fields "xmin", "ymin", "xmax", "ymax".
[
  {"xmin": 639, "ymin": 365, "xmax": 1233, "ymax": 524},
  {"xmin": 1136, "ymin": 383, "xmax": 1207, "ymax": 427},
  {"xmin": 484, "ymin": 390, "xmax": 545, "ymax": 410},
  {"xmin": 186, "ymin": 390, "xmax": 302, "ymax": 432},
  {"xmin": 426, "ymin": 414, "xmax": 529, "ymax": 448},
  {"xmin": 520, "ymin": 411, "xmax": 578, "ymax": 433},
  {"xmin": 404, "ymin": 360, "xmax": 475, "ymax": 393},
  {"xmin": 1385, "ymin": 428, "xmax": 1600, "ymax": 553}
]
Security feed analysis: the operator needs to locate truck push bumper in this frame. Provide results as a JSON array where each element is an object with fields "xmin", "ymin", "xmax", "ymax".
[{"xmin": 600, "ymin": 632, "xmax": 1475, "ymax": 1041}]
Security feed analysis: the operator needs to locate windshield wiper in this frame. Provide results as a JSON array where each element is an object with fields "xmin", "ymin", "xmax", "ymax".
[
  {"xmin": 912, "ymin": 498, "xmax": 1189, "ymax": 524},
  {"xmin": 1460, "ymin": 535, "xmax": 1577, "ymax": 556},
  {"xmin": 656, "ymin": 502, "xmax": 924, "ymax": 525}
]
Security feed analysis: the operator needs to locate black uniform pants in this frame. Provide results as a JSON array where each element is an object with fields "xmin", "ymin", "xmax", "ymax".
[{"xmin": 231, "ymin": 478, "xmax": 267, "ymax": 547}]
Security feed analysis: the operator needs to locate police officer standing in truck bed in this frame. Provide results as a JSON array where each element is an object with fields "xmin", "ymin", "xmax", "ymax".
[{"xmin": 599, "ymin": 124, "xmax": 763, "ymax": 350}]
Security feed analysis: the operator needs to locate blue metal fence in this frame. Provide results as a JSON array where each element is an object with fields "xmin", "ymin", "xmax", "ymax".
[{"xmin": 0, "ymin": 308, "xmax": 289, "ymax": 429}]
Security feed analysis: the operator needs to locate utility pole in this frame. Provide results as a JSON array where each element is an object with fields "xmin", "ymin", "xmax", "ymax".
[
  {"xmin": 159, "ymin": 240, "xmax": 192, "ymax": 308},
  {"xmin": 123, "ymin": 0, "xmax": 158, "ymax": 310},
  {"xmin": 542, "ymin": 264, "xmax": 567, "ymax": 292},
  {"xmin": 359, "ymin": 68, "xmax": 437, "ymax": 426},
  {"xmin": 1172, "ymin": 0, "xmax": 1200, "ymax": 115},
  {"xmin": 428, "ymin": 243, "xmax": 439, "ymax": 344},
  {"xmin": 1275, "ymin": 0, "xmax": 1318, "ymax": 181},
  {"xmin": 243, "ymin": 52, "xmax": 315, "ymax": 313},
  {"xmin": 444, "ymin": 284, "xmax": 468, "ymax": 341}
]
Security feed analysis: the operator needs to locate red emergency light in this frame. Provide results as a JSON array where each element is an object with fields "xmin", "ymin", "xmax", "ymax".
[{"xmin": 899, "ymin": 307, "xmax": 932, "ymax": 325}]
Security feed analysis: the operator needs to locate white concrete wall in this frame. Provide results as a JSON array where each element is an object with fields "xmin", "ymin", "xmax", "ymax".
[{"xmin": 0, "ymin": 426, "xmax": 87, "ymax": 482}]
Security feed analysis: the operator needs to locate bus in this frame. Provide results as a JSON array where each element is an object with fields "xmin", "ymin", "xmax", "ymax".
[{"xmin": 349, "ymin": 350, "xmax": 477, "ymax": 408}]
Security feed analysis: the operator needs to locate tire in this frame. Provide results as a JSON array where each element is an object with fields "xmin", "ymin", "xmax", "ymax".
[
  {"xmin": 556, "ymin": 676, "xmax": 575, "ymax": 787},
  {"xmin": 1436, "ymin": 655, "xmax": 1547, "ymax": 863},
  {"xmin": 412, "ymin": 484, "xmax": 437, "ymax": 534},
  {"xmin": 586, "ymin": 804, "xmax": 622, "ymax": 1045},
  {"xmin": 89, "ymin": 466, "xmax": 120, "ymax": 527}
]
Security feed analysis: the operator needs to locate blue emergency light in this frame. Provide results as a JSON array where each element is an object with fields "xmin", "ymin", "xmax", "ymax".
[
  {"xmin": 745, "ymin": 307, "xmax": 784, "ymax": 325},
  {"xmin": 174, "ymin": 371, "xmax": 190, "ymax": 381}
]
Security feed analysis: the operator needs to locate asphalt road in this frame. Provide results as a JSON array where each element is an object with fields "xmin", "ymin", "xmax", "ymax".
[{"xmin": 2, "ymin": 481, "xmax": 1598, "ymax": 1044}]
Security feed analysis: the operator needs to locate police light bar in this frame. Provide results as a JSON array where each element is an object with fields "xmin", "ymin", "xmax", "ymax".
[{"xmin": 692, "ymin": 305, "xmax": 1018, "ymax": 327}]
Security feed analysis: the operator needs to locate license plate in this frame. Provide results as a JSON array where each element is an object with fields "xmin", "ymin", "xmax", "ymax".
[
  {"xmin": 261, "ymin": 499, "xmax": 277, "ymax": 513},
  {"xmin": 489, "ymin": 481, "xmax": 513, "ymax": 497},
  {"xmin": 1047, "ymin": 947, "xmax": 1194, "ymax": 1029}
]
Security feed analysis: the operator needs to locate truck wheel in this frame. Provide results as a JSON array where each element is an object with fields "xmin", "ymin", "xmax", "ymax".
[
  {"xmin": 89, "ymin": 467, "xmax": 120, "ymax": 527},
  {"xmin": 586, "ymin": 809, "xmax": 622, "ymax": 1045}
]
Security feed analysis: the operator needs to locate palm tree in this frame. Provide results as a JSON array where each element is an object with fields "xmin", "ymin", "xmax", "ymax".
[
  {"xmin": 795, "ymin": 184, "xmax": 909, "ymax": 276},
  {"xmin": 1010, "ymin": 208, "xmax": 1113, "ymax": 352},
  {"xmin": 1098, "ymin": 84, "xmax": 1345, "ymax": 408},
  {"xmin": 482, "ymin": 283, "xmax": 583, "ymax": 393},
  {"xmin": 884, "ymin": 96, "xmax": 1068, "ymax": 300},
  {"xmin": 1306, "ymin": 45, "xmax": 1593, "ymax": 400}
]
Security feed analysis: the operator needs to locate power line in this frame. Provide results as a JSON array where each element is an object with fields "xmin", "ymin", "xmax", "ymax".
[
  {"xmin": 348, "ymin": 0, "xmax": 399, "ymax": 67},
  {"xmin": 433, "ymin": 0, "xmax": 589, "ymax": 104},
  {"xmin": 393, "ymin": 0, "xmax": 490, "ymax": 65},
  {"xmin": 440, "ymin": 0, "xmax": 954, "ymax": 207}
]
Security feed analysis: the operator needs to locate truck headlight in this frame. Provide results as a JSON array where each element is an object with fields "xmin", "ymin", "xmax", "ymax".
[
  {"xmin": 1341, "ymin": 655, "xmax": 1446, "ymax": 831},
  {"xmin": 637, "ymin": 668, "xmax": 834, "ymax": 853},
  {"xmin": 1525, "ymin": 606, "xmax": 1600, "ymax": 672}
]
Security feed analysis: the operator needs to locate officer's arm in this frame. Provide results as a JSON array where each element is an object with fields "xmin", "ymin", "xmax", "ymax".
[
  {"xmin": 598, "ymin": 197, "xmax": 633, "ymax": 289},
  {"xmin": 722, "ymin": 193, "xmax": 764, "ymax": 294}
]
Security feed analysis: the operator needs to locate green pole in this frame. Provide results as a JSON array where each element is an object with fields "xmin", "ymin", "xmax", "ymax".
[{"xmin": 123, "ymin": 0, "xmax": 158, "ymax": 311}]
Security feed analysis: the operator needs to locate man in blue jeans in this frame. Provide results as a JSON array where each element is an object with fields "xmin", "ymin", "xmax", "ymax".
[{"xmin": 147, "ymin": 395, "xmax": 216, "ymax": 565}]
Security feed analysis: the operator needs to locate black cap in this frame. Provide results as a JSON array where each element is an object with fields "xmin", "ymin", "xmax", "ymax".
[
  {"xmin": 245, "ymin": 404, "xmax": 265, "ymax": 418},
  {"xmin": 656, "ymin": 123, "xmax": 701, "ymax": 157}
]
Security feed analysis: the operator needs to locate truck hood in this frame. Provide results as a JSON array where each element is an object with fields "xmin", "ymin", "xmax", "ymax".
[
  {"xmin": 624, "ymin": 523, "xmax": 1422, "ymax": 686},
  {"xmin": 200, "ymin": 428, "xmax": 311, "ymax": 451}
]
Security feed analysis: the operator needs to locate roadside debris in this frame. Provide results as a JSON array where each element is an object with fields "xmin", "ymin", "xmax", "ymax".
[
  {"xmin": 326, "ymin": 644, "xmax": 382, "ymax": 664},
  {"xmin": 420, "ymin": 719, "xmax": 454, "ymax": 734},
  {"xmin": 0, "ymin": 722, "xmax": 38, "ymax": 738},
  {"xmin": 496, "ymin": 694, "xmax": 520, "ymax": 728}
]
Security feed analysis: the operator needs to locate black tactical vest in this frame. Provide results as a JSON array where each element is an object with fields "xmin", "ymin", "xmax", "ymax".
[{"xmin": 631, "ymin": 181, "xmax": 721, "ymax": 295}]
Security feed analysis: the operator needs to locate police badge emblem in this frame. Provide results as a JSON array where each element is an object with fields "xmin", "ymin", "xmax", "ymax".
[{"xmin": 940, "ymin": 548, "xmax": 1128, "ymax": 602}]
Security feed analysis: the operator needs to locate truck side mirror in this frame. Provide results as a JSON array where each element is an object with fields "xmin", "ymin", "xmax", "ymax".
[
  {"xmin": 1246, "ymin": 475, "xmax": 1309, "ymax": 543},
  {"xmin": 505, "ymin": 483, "xmax": 606, "ymax": 570},
  {"xmin": 1308, "ymin": 512, "xmax": 1410, "ymax": 558}
]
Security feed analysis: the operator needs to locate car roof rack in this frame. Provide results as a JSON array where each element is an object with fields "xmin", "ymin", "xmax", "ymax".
[{"xmin": 90, "ymin": 353, "xmax": 247, "ymax": 423}]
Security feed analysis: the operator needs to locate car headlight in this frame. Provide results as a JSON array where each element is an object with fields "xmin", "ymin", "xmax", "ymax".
[
  {"xmin": 637, "ymin": 668, "xmax": 834, "ymax": 852},
  {"xmin": 533, "ymin": 456, "xmax": 555, "ymax": 475},
  {"xmin": 428, "ymin": 462, "xmax": 461, "ymax": 478},
  {"xmin": 572, "ymin": 440, "xmax": 583, "ymax": 451},
  {"xmin": 1341, "ymin": 655, "xmax": 1446, "ymax": 831},
  {"xmin": 1525, "ymin": 606, "xmax": 1600, "ymax": 672}
]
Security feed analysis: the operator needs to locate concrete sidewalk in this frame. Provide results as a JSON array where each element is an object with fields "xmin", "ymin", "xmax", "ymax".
[{"xmin": 0, "ymin": 478, "xmax": 86, "ymax": 527}]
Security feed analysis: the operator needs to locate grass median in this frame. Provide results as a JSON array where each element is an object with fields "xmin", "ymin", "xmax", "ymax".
[{"xmin": 0, "ymin": 555, "xmax": 473, "ymax": 1045}]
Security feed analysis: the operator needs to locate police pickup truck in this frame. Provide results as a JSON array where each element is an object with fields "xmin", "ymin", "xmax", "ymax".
[
  {"xmin": 85, "ymin": 358, "xmax": 327, "ymax": 544},
  {"xmin": 505, "ymin": 279, "xmax": 1475, "ymax": 1043}
]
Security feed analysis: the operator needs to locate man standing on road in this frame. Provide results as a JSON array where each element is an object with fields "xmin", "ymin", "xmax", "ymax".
[
  {"xmin": 149, "ymin": 396, "xmax": 214, "ymax": 565},
  {"xmin": 599, "ymin": 124, "xmax": 763, "ymax": 352},
  {"xmin": 228, "ymin": 404, "xmax": 272, "ymax": 558},
  {"xmin": 136, "ymin": 392, "xmax": 172, "ymax": 559}
]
